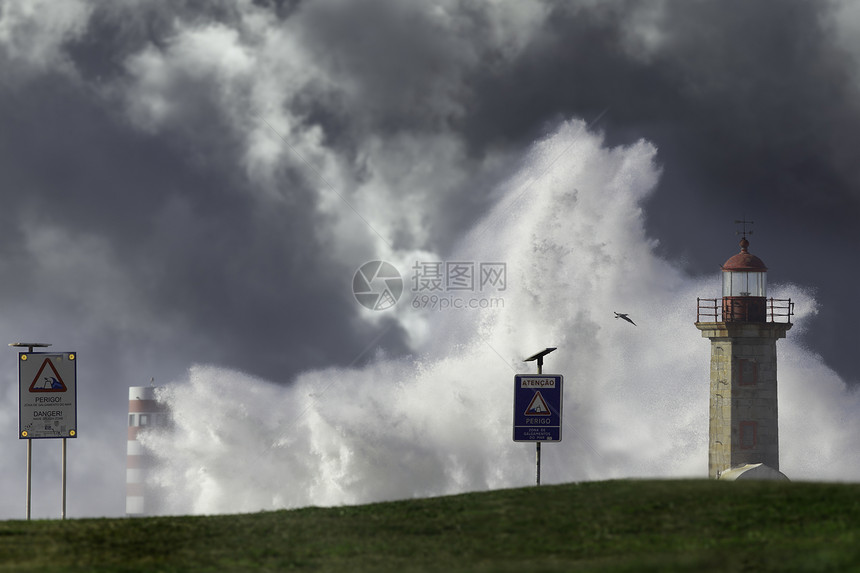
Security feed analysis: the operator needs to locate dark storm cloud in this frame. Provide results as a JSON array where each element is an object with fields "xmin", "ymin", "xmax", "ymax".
[
  {"xmin": 0, "ymin": 63, "xmax": 409, "ymax": 384},
  {"xmin": 296, "ymin": 0, "xmax": 476, "ymax": 132},
  {"xmin": 463, "ymin": 0, "xmax": 860, "ymax": 222}
]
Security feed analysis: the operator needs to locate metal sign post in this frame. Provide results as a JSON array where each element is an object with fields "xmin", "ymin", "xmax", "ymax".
[
  {"xmin": 514, "ymin": 348, "xmax": 561, "ymax": 486},
  {"xmin": 11, "ymin": 343, "xmax": 77, "ymax": 520},
  {"xmin": 62, "ymin": 438, "xmax": 67, "ymax": 519}
]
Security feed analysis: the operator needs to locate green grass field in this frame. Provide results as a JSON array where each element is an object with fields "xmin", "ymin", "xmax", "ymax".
[{"xmin": 1, "ymin": 479, "xmax": 859, "ymax": 572}]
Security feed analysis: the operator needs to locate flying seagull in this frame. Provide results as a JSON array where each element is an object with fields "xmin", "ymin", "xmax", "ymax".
[{"xmin": 614, "ymin": 312, "xmax": 636, "ymax": 326}]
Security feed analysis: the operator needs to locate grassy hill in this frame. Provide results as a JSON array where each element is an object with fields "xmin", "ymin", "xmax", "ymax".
[{"xmin": 1, "ymin": 479, "xmax": 859, "ymax": 572}]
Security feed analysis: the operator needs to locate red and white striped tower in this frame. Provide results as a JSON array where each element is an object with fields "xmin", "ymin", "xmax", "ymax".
[{"xmin": 126, "ymin": 383, "xmax": 165, "ymax": 516}]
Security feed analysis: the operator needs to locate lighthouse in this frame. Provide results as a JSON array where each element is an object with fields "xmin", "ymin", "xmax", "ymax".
[
  {"xmin": 126, "ymin": 383, "xmax": 167, "ymax": 516},
  {"xmin": 695, "ymin": 230, "xmax": 793, "ymax": 479}
]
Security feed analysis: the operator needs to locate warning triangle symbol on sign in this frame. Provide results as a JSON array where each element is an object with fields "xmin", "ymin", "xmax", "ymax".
[
  {"xmin": 29, "ymin": 358, "xmax": 67, "ymax": 392},
  {"xmin": 525, "ymin": 391, "xmax": 551, "ymax": 416}
]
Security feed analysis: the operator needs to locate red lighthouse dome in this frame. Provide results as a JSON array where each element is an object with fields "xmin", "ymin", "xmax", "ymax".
[{"xmin": 722, "ymin": 238, "xmax": 768, "ymax": 273}]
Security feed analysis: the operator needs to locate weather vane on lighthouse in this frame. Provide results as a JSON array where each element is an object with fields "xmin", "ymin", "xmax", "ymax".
[{"xmin": 734, "ymin": 217, "xmax": 754, "ymax": 239}]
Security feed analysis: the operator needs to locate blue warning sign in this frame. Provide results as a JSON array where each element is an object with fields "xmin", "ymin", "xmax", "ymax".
[{"xmin": 513, "ymin": 374, "xmax": 562, "ymax": 442}]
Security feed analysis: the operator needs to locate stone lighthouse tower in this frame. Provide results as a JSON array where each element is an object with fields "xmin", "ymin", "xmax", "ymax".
[{"xmin": 695, "ymin": 230, "xmax": 793, "ymax": 479}]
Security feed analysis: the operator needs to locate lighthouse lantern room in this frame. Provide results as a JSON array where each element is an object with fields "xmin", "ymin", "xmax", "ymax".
[{"xmin": 721, "ymin": 236, "xmax": 768, "ymax": 322}]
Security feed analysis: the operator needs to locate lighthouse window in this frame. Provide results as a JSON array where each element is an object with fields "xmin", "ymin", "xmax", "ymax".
[
  {"xmin": 755, "ymin": 273, "xmax": 766, "ymax": 296},
  {"xmin": 139, "ymin": 414, "xmax": 150, "ymax": 427},
  {"xmin": 739, "ymin": 421, "xmax": 757, "ymax": 449},
  {"xmin": 738, "ymin": 359, "xmax": 758, "ymax": 386},
  {"xmin": 723, "ymin": 271, "xmax": 766, "ymax": 297},
  {"xmin": 128, "ymin": 414, "xmax": 136, "ymax": 427}
]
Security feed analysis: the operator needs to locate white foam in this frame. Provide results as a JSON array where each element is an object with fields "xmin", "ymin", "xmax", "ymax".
[{"xmin": 141, "ymin": 120, "xmax": 860, "ymax": 515}]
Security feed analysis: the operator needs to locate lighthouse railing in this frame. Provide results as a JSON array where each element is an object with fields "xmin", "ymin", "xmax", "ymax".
[
  {"xmin": 767, "ymin": 298, "xmax": 794, "ymax": 323},
  {"xmin": 696, "ymin": 298, "xmax": 719, "ymax": 322},
  {"xmin": 696, "ymin": 297, "xmax": 793, "ymax": 323}
]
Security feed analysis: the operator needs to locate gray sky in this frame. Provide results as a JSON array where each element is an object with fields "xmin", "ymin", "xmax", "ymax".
[{"xmin": 1, "ymin": 0, "xmax": 859, "ymax": 518}]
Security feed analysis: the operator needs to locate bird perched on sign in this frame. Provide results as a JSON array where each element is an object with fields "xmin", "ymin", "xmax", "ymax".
[{"xmin": 614, "ymin": 312, "xmax": 636, "ymax": 326}]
